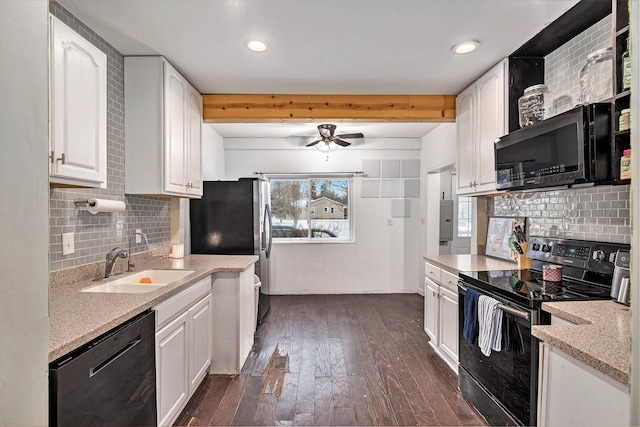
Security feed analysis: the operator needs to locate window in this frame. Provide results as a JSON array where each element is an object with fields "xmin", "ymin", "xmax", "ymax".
[
  {"xmin": 270, "ymin": 177, "xmax": 352, "ymax": 241},
  {"xmin": 457, "ymin": 196, "xmax": 472, "ymax": 237}
]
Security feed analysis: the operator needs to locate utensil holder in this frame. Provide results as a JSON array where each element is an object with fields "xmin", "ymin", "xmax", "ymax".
[{"xmin": 516, "ymin": 242, "xmax": 531, "ymax": 269}]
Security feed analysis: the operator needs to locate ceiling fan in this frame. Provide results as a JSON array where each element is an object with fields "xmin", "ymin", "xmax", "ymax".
[{"xmin": 305, "ymin": 124, "xmax": 364, "ymax": 152}]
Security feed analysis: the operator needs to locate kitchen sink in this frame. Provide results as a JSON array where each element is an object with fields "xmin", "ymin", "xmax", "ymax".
[{"xmin": 82, "ymin": 270, "xmax": 196, "ymax": 294}]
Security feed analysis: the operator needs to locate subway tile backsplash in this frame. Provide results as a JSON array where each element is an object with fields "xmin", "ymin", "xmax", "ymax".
[
  {"xmin": 544, "ymin": 15, "xmax": 612, "ymax": 115},
  {"xmin": 49, "ymin": 2, "xmax": 171, "ymax": 272},
  {"xmin": 488, "ymin": 185, "xmax": 631, "ymax": 244}
]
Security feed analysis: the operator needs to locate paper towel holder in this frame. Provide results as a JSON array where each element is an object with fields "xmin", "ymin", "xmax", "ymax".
[{"xmin": 74, "ymin": 198, "xmax": 126, "ymax": 214}]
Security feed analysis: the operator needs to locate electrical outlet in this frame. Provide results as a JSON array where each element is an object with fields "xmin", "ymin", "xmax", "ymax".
[
  {"xmin": 62, "ymin": 232, "xmax": 75, "ymax": 255},
  {"xmin": 136, "ymin": 229, "xmax": 142, "ymax": 243}
]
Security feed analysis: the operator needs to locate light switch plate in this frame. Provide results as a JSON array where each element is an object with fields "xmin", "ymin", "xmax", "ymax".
[
  {"xmin": 62, "ymin": 232, "xmax": 74, "ymax": 255},
  {"xmin": 136, "ymin": 229, "xmax": 142, "ymax": 243}
]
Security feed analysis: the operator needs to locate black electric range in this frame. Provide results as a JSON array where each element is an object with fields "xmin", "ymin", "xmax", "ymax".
[
  {"xmin": 457, "ymin": 237, "xmax": 630, "ymax": 427},
  {"xmin": 460, "ymin": 236, "xmax": 629, "ymax": 309},
  {"xmin": 459, "ymin": 267, "xmax": 612, "ymax": 309}
]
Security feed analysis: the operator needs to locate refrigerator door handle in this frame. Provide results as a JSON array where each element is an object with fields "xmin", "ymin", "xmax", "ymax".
[{"xmin": 265, "ymin": 203, "xmax": 273, "ymax": 258}]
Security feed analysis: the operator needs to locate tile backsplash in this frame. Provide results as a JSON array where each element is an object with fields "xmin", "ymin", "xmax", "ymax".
[
  {"xmin": 488, "ymin": 185, "xmax": 630, "ymax": 244},
  {"xmin": 49, "ymin": 2, "xmax": 171, "ymax": 272},
  {"xmin": 544, "ymin": 15, "xmax": 612, "ymax": 115}
]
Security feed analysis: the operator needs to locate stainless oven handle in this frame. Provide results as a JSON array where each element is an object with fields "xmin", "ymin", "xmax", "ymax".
[
  {"xmin": 458, "ymin": 280, "xmax": 530, "ymax": 321},
  {"xmin": 498, "ymin": 304, "xmax": 530, "ymax": 321}
]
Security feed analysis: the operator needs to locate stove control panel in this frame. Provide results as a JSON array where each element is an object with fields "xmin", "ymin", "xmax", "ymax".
[{"xmin": 527, "ymin": 236, "xmax": 630, "ymax": 275}]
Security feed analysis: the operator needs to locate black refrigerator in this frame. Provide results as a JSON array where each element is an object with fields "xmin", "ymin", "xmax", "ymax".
[{"xmin": 190, "ymin": 178, "xmax": 272, "ymax": 322}]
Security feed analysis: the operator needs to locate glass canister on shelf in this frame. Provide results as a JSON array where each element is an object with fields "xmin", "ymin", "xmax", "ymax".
[
  {"xmin": 579, "ymin": 47, "xmax": 613, "ymax": 104},
  {"xmin": 518, "ymin": 84, "xmax": 554, "ymax": 127}
]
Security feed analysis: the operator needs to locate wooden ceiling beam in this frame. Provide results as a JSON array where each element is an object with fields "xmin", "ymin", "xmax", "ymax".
[{"xmin": 202, "ymin": 94, "xmax": 456, "ymax": 122}]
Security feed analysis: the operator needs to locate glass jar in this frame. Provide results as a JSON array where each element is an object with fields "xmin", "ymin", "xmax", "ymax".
[
  {"xmin": 518, "ymin": 84, "xmax": 553, "ymax": 127},
  {"xmin": 579, "ymin": 47, "xmax": 613, "ymax": 104}
]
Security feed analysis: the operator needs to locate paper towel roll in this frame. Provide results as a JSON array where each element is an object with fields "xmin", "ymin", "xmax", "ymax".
[{"xmin": 87, "ymin": 198, "xmax": 126, "ymax": 214}]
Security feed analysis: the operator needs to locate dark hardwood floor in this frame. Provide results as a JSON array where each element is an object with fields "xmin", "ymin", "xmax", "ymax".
[{"xmin": 174, "ymin": 294, "xmax": 486, "ymax": 426}]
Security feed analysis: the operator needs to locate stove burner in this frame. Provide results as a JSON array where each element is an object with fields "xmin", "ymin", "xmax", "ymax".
[{"xmin": 566, "ymin": 284, "xmax": 607, "ymax": 296}]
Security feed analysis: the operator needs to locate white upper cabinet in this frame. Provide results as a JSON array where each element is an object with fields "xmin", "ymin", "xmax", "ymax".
[
  {"xmin": 456, "ymin": 59, "xmax": 508, "ymax": 196},
  {"xmin": 125, "ymin": 56, "xmax": 203, "ymax": 198},
  {"xmin": 49, "ymin": 15, "xmax": 107, "ymax": 188}
]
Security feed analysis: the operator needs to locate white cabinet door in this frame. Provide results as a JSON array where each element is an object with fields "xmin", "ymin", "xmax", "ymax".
[
  {"xmin": 156, "ymin": 311, "xmax": 189, "ymax": 427},
  {"xmin": 475, "ymin": 60, "xmax": 507, "ymax": 193},
  {"xmin": 438, "ymin": 286, "xmax": 459, "ymax": 364},
  {"xmin": 163, "ymin": 61, "xmax": 188, "ymax": 194},
  {"xmin": 125, "ymin": 56, "xmax": 203, "ymax": 198},
  {"xmin": 456, "ymin": 84, "xmax": 476, "ymax": 195},
  {"xmin": 456, "ymin": 59, "xmax": 507, "ymax": 196},
  {"xmin": 424, "ymin": 278, "xmax": 439, "ymax": 343},
  {"xmin": 538, "ymin": 343, "xmax": 630, "ymax": 427},
  {"xmin": 188, "ymin": 294, "xmax": 211, "ymax": 395},
  {"xmin": 186, "ymin": 86, "xmax": 203, "ymax": 197},
  {"xmin": 50, "ymin": 15, "xmax": 106, "ymax": 188}
]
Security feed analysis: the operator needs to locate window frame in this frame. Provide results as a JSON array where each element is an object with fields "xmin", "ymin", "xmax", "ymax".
[
  {"xmin": 268, "ymin": 175, "xmax": 355, "ymax": 244},
  {"xmin": 457, "ymin": 196, "xmax": 473, "ymax": 238}
]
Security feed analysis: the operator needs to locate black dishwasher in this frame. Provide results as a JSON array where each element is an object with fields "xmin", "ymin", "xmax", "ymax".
[{"xmin": 50, "ymin": 310, "xmax": 157, "ymax": 427}]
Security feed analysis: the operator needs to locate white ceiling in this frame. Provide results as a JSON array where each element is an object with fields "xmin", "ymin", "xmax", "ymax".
[{"xmin": 56, "ymin": 0, "xmax": 579, "ymax": 138}]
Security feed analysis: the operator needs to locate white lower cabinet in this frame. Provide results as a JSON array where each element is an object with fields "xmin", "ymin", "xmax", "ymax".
[
  {"xmin": 438, "ymin": 286, "xmax": 459, "ymax": 364},
  {"xmin": 156, "ymin": 311, "xmax": 189, "ymax": 427},
  {"xmin": 424, "ymin": 262, "xmax": 459, "ymax": 373},
  {"xmin": 154, "ymin": 276, "xmax": 212, "ymax": 427},
  {"xmin": 537, "ymin": 342, "xmax": 630, "ymax": 427},
  {"xmin": 188, "ymin": 295, "xmax": 212, "ymax": 395}
]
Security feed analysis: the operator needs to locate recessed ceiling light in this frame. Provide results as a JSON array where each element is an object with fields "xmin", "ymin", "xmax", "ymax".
[
  {"xmin": 245, "ymin": 39, "xmax": 269, "ymax": 53},
  {"xmin": 452, "ymin": 40, "xmax": 480, "ymax": 55}
]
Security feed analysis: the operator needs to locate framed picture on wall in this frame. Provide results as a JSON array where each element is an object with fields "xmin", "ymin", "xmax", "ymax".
[{"xmin": 485, "ymin": 216, "xmax": 526, "ymax": 261}]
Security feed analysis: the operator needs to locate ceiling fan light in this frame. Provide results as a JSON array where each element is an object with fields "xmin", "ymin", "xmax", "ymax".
[
  {"xmin": 315, "ymin": 141, "xmax": 338, "ymax": 153},
  {"xmin": 245, "ymin": 39, "xmax": 269, "ymax": 52},
  {"xmin": 451, "ymin": 40, "xmax": 479, "ymax": 55}
]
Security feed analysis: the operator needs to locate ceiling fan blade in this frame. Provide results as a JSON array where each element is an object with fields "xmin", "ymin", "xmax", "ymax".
[
  {"xmin": 333, "ymin": 138, "xmax": 351, "ymax": 147},
  {"xmin": 306, "ymin": 139, "xmax": 322, "ymax": 147},
  {"xmin": 336, "ymin": 132, "xmax": 364, "ymax": 139}
]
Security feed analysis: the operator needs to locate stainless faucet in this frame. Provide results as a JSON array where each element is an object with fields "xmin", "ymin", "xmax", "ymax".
[
  {"xmin": 104, "ymin": 247, "xmax": 129, "ymax": 278},
  {"xmin": 127, "ymin": 231, "xmax": 149, "ymax": 272}
]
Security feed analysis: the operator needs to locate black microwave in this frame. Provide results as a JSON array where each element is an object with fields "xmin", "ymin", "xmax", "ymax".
[{"xmin": 494, "ymin": 104, "xmax": 611, "ymax": 191}]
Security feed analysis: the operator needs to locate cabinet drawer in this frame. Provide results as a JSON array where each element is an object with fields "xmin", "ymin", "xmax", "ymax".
[
  {"xmin": 440, "ymin": 269, "xmax": 459, "ymax": 292},
  {"xmin": 155, "ymin": 275, "xmax": 212, "ymax": 330},
  {"xmin": 425, "ymin": 262, "xmax": 442, "ymax": 282}
]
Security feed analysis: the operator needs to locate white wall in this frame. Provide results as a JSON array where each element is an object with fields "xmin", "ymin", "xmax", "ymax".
[
  {"xmin": 0, "ymin": 1, "xmax": 49, "ymax": 425},
  {"xmin": 184, "ymin": 124, "xmax": 226, "ymax": 253},
  {"xmin": 420, "ymin": 123, "xmax": 456, "ymax": 258},
  {"xmin": 223, "ymin": 138, "xmax": 422, "ymax": 294},
  {"xmin": 202, "ymin": 124, "xmax": 226, "ymax": 180}
]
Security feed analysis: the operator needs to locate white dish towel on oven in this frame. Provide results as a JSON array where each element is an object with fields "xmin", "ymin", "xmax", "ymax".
[{"xmin": 478, "ymin": 295, "xmax": 504, "ymax": 356}]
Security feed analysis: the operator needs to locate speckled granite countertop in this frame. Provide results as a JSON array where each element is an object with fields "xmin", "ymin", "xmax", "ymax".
[
  {"xmin": 532, "ymin": 300, "xmax": 631, "ymax": 385},
  {"xmin": 49, "ymin": 254, "xmax": 257, "ymax": 362},
  {"xmin": 424, "ymin": 254, "xmax": 517, "ymax": 273}
]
